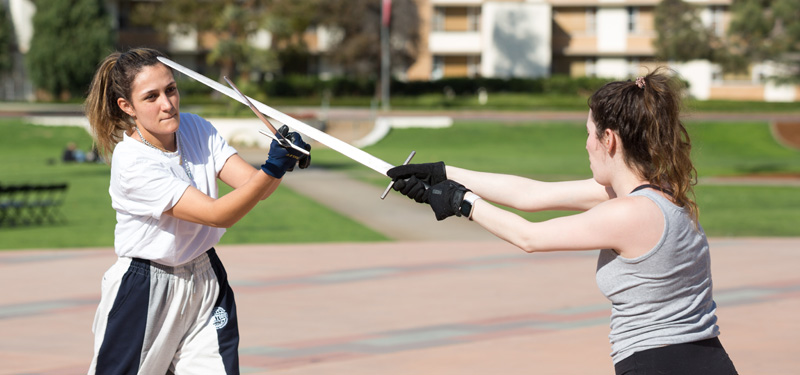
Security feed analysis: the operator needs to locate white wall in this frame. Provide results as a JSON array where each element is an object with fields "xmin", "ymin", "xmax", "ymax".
[
  {"xmin": 429, "ymin": 32, "xmax": 483, "ymax": 54},
  {"xmin": 247, "ymin": 29, "xmax": 272, "ymax": 49},
  {"xmin": 596, "ymin": 58, "xmax": 628, "ymax": 79},
  {"xmin": 765, "ymin": 82, "xmax": 796, "ymax": 102},
  {"xmin": 670, "ymin": 60, "xmax": 713, "ymax": 100},
  {"xmin": 481, "ymin": 1, "xmax": 551, "ymax": 78},
  {"xmin": 597, "ymin": 7, "xmax": 627, "ymax": 53},
  {"xmin": 758, "ymin": 62, "xmax": 798, "ymax": 102},
  {"xmin": 167, "ymin": 25, "xmax": 199, "ymax": 52}
]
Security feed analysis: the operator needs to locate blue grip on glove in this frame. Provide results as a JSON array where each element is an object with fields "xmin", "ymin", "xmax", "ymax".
[{"xmin": 261, "ymin": 126, "xmax": 310, "ymax": 179}]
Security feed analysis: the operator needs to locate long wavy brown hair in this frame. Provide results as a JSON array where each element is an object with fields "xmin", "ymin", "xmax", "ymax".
[
  {"xmin": 588, "ymin": 67, "xmax": 699, "ymax": 223},
  {"xmin": 84, "ymin": 48, "xmax": 169, "ymax": 162}
]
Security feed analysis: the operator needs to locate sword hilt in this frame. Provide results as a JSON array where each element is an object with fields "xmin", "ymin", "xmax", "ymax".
[{"xmin": 381, "ymin": 150, "xmax": 416, "ymax": 200}]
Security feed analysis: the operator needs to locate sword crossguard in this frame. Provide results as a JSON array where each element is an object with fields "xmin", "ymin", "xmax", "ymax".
[
  {"xmin": 276, "ymin": 138, "xmax": 293, "ymax": 150},
  {"xmin": 381, "ymin": 150, "xmax": 416, "ymax": 200}
]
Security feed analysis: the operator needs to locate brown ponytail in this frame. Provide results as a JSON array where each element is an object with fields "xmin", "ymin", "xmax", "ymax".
[
  {"xmin": 84, "ymin": 48, "xmax": 168, "ymax": 162},
  {"xmin": 588, "ymin": 67, "xmax": 699, "ymax": 223}
]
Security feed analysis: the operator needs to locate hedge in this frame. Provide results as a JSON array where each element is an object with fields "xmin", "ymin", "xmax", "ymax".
[{"xmin": 177, "ymin": 74, "xmax": 614, "ymax": 98}]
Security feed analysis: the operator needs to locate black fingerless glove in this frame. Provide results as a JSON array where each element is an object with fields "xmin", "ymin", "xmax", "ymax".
[
  {"xmin": 387, "ymin": 162, "xmax": 446, "ymax": 185},
  {"xmin": 394, "ymin": 176, "xmax": 429, "ymax": 203},
  {"xmin": 428, "ymin": 180, "xmax": 469, "ymax": 221},
  {"xmin": 387, "ymin": 162, "xmax": 446, "ymax": 203}
]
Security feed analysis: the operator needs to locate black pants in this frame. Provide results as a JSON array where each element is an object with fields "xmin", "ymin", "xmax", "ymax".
[{"xmin": 615, "ymin": 337, "xmax": 737, "ymax": 375}]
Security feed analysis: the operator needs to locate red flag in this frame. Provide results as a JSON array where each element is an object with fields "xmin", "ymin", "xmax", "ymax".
[{"xmin": 382, "ymin": 0, "xmax": 392, "ymax": 27}]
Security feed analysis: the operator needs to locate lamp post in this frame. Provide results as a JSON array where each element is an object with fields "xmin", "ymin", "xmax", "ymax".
[{"xmin": 380, "ymin": 0, "xmax": 391, "ymax": 111}]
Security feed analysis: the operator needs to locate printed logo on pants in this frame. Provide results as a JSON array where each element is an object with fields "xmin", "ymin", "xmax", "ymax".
[{"xmin": 213, "ymin": 307, "xmax": 228, "ymax": 330}]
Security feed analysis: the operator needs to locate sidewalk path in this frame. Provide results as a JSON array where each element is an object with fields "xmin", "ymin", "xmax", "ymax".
[
  {"xmin": 1, "ymin": 238, "xmax": 798, "ymax": 374},
  {"xmin": 279, "ymin": 168, "xmax": 497, "ymax": 241}
]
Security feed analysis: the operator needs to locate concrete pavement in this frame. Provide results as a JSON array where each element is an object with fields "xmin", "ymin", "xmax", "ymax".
[
  {"xmin": 1, "ymin": 238, "xmax": 799, "ymax": 374},
  {"xmin": 279, "ymin": 168, "xmax": 497, "ymax": 242}
]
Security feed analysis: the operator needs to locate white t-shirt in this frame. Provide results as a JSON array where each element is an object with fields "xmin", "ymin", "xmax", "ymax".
[{"xmin": 109, "ymin": 113, "xmax": 238, "ymax": 266}]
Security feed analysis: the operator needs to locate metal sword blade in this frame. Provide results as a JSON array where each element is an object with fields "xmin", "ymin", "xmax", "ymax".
[
  {"xmin": 222, "ymin": 76, "xmax": 308, "ymax": 156},
  {"xmin": 223, "ymin": 76, "xmax": 282, "ymax": 136},
  {"xmin": 157, "ymin": 56, "xmax": 393, "ymax": 175}
]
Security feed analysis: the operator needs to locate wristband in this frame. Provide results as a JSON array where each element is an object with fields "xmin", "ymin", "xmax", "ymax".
[{"xmin": 460, "ymin": 192, "xmax": 482, "ymax": 220}]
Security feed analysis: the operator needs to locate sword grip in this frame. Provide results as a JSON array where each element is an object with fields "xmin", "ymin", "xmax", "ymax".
[{"xmin": 381, "ymin": 150, "xmax": 416, "ymax": 200}]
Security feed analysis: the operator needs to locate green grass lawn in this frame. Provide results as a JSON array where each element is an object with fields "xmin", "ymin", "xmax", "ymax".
[
  {"xmin": 312, "ymin": 120, "xmax": 800, "ymax": 178},
  {"xmin": 181, "ymin": 92, "xmax": 800, "ymax": 114},
  {"xmin": 690, "ymin": 122, "xmax": 800, "ymax": 175},
  {"xmin": 0, "ymin": 119, "xmax": 386, "ymax": 250},
  {"xmin": 312, "ymin": 120, "xmax": 800, "ymax": 237},
  {"xmin": 2, "ymin": 116, "xmax": 800, "ymax": 250}
]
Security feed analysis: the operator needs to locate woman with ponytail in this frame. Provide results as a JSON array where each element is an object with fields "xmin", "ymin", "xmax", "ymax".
[
  {"xmin": 387, "ymin": 67, "xmax": 737, "ymax": 374},
  {"xmin": 85, "ymin": 48, "xmax": 310, "ymax": 374}
]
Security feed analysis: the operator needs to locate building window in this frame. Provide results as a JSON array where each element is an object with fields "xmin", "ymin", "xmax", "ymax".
[
  {"xmin": 586, "ymin": 58, "xmax": 596, "ymax": 77},
  {"xmin": 586, "ymin": 7, "xmax": 597, "ymax": 35},
  {"xmin": 627, "ymin": 7, "xmax": 639, "ymax": 33},
  {"xmin": 432, "ymin": 56, "xmax": 444, "ymax": 80},
  {"xmin": 712, "ymin": 66, "xmax": 723, "ymax": 83},
  {"xmin": 467, "ymin": 7, "xmax": 481, "ymax": 32},
  {"xmin": 433, "ymin": 6, "xmax": 479, "ymax": 32},
  {"xmin": 431, "ymin": 55, "xmax": 479, "ymax": 79},
  {"xmin": 627, "ymin": 57, "xmax": 640, "ymax": 78},
  {"xmin": 467, "ymin": 55, "xmax": 481, "ymax": 78},
  {"xmin": 433, "ymin": 7, "xmax": 445, "ymax": 32},
  {"xmin": 710, "ymin": 6, "xmax": 724, "ymax": 37}
]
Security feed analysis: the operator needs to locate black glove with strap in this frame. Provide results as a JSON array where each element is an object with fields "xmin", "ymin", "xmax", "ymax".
[
  {"xmin": 428, "ymin": 179, "xmax": 469, "ymax": 221},
  {"xmin": 387, "ymin": 162, "xmax": 447, "ymax": 203},
  {"xmin": 260, "ymin": 125, "xmax": 311, "ymax": 178},
  {"xmin": 281, "ymin": 125, "xmax": 311, "ymax": 171}
]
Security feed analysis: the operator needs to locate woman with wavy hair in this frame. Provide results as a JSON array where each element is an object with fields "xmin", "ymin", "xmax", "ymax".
[
  {"xmin": 388, "ymin": 67, "xmax": 737, "ymax": 374},
  {"xmin": 85, "ymin": 47, "xmax": 309, "ymax": 374}
]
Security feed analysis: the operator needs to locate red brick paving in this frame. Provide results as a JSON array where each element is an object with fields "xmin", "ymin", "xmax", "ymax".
[{"xmin": 1, "ymin": 238, "xmax": 798, "ymax": 374}]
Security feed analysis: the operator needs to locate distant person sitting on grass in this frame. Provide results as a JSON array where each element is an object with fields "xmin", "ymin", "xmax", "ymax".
[
  {"xmin": 86, "ymin": 145, "xmax": 103, "ymax": 163},
  {"xmin": 61, "ymin": 142, "xmax": 85, "ymax": 162},
  {"xmin": 84, "ymin": 47, "xmax": 310, "ymax": 374},
  {"xmin": 387, "ymin": 67, "xmax": 738, "ymax": 375}
]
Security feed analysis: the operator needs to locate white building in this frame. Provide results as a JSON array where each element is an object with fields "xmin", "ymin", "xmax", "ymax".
[{"xmin": 407, "ymin": 0, "xmax": 799, "ymax": 102}]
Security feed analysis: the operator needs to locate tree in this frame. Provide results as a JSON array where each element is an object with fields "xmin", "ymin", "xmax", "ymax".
[
  {"xmin": 132, "ymin": 0, "xmax": 316, "ymax": 80},
  {"xmin": 131, "ymin": 0, "xmax": 420, "ymax": 83},
  {"xmin": 316, "ymin": 0, "xmax": 420, "ymax": 78},
  {"xmin": 266, "ymin": 0, "xmax": 321, "ymax": 75},
  {"xmin": 724, "ymin": 0, "xmax": 800, "ymax": 80},
  {"xmin": 0, "ymin": 3, "xmax": 14, "ymax": 74},
  {"xmin": 653, "ymin": 0, "xmax": 714, "ymax": 62},
  {"xmin": 26, "ymin": 0, "xmax": 114, "ymax": 100}
]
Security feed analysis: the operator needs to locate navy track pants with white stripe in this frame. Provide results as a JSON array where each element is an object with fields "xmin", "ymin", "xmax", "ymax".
[{"xmin": 89, "ymin": 249, "xmax": 239, "ymax": 374}]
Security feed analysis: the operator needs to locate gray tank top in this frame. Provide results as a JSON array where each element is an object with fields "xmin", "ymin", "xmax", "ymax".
[{"xmin": 595, "ymin": 188, "xmax": 719, "ymax": 364}]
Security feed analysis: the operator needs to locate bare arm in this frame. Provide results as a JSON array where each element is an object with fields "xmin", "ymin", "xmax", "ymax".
[
  {"xmin": 446, "ymin": 166, "xmax": 614, "ymax": 212},
  {"xmin": 470, "ymin": 196, "xmax": 662, "ymax": 257},
  {"xmin": 164, "ymin": 154, "xmax": 281, "ymax": 228},
  {"xmin": 218, "ymin": 154, "xmax": 278, "ymax": 200}
]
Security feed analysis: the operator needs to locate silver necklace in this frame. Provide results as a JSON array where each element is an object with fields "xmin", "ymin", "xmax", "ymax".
[{"xmin": 134, "ymin": 126, "xmax": 193, "ymax": 180}]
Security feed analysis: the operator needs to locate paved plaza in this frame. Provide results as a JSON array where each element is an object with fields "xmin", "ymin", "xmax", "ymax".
[{"xmin": 2, "ymin": 237, "xmax": 799, "ymax": 374}]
